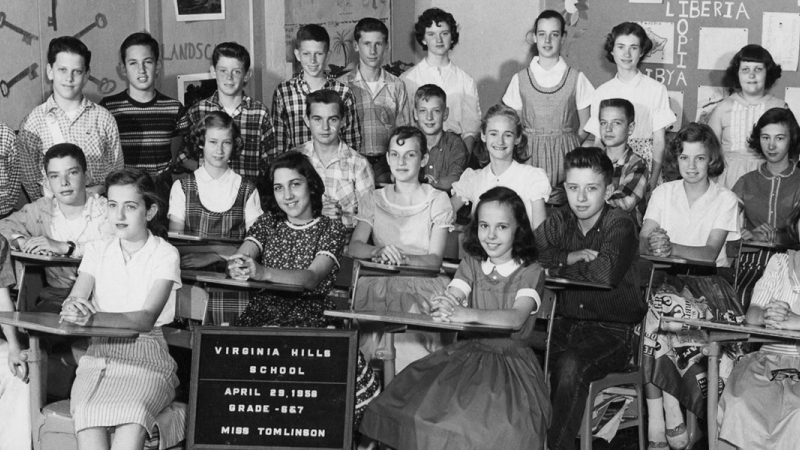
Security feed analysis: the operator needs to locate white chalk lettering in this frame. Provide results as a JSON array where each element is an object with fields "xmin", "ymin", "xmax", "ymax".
[
  {"xmin": 223, "ymin": 387, "xmax": 261, "ymax": 396},
  {"xmin": 220, "ymin": 426, "xmax": 250, "ymax": 435},
  {"xmin": 291, "ymin": 348, "xmax": 331, "ymax": 357},
  {"xmin": 214, "ymin": 346, "xmax": 278, "ymax": 356},
  {"xmin": 250, "ymin": 366, "xmax": 306, "ymax": 375},
  {"xmin": 258, "ymin": 427, "xmax": 326, "ymax": 437},
  {"xmin": 229, "ymin": 404, "xmax": 271, "ymax": 413}
]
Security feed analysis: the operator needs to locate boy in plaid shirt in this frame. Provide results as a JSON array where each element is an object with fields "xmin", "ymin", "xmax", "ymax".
[
  {"xmin": 16, "ymin": 36, "xmax": 123, "ymax": 201},
  {"xmin": 293, "ymin": 90, "xmax": 373, "ymax": 229},
  {"xmin": 599, "ymin": 98, "xmax": 648, "ymax": 224},
  {"xmin": 175, "ymin": 42, "xmax": 275, "ymax": 184},
  {"xmin": 338, "ymin": 18, "xmax": 410, "ymax": 184},
  {"xmin": 273, "ymin": 24, "xmax": 362, "ymax": 155}
]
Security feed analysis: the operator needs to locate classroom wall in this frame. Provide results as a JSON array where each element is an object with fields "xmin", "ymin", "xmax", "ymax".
[
  {"xmin": 1, "ymin": 0, "xmax": 543, "ymax": 129},
  {"xmin": 407, "ymin": 0, "xmax": 544, "ymax": 113},
  {"xmin": 545, "ymin": 0, "xmax": 800, "ymax": 130}
]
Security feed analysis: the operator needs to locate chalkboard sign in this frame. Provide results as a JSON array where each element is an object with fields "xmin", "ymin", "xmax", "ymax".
[{"xmin": 187, "ymin": 327, "xmax": 358, "ymax": 450}]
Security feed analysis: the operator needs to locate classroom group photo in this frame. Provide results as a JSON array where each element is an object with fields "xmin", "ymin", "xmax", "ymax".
[{"xmin": 1, "ymin": 2, "xmax": 799, "ymax": 450}]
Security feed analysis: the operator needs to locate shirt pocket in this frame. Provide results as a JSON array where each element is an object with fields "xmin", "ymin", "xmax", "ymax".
[{"xmin": 373, "ymin": 94, "xmax": 397, "ymax": 126}]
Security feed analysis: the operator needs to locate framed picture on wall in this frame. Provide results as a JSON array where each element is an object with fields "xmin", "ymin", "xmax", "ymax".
[
  {"xmin": 174, "ymin": 0, "xmax": 225, "ymax": 22},
  {"xmin": 177, "ymin": 73, "xmax": 217, "ymax": 109}
]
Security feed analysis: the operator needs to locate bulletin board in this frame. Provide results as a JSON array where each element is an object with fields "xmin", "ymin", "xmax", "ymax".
[
  {"xmin": 0, "ymin": 0, "xmax": 145, "ymax": 128},
  {"xmin": 546, "ymin": 0, "xmax": 800, "ymax": 131}
]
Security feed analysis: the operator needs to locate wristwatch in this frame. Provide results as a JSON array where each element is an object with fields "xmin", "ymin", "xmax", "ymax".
[{"xmin": 65, "ymin": 241, "xmax": 76, "ymax": 257}]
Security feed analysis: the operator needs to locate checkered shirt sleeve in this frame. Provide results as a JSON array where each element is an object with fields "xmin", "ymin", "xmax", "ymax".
[{"xmin": 0, "ymin": 124, "xmax": 20, "ymax": 217}]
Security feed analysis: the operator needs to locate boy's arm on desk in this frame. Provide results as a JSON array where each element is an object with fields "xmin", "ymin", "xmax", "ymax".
[{"xmin": 535, "ymin": 213, "xmax": 635, "ymax": 285}]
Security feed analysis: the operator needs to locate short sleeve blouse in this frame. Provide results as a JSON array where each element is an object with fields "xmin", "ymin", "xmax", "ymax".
[
  {"xmin": 79, "ymin": 234, "xmax": 181, "ymax": 327},
  {"xmin": 354, "ymin": 184, "xmax": 454, "ymax": 255},
  {"xmin": 452, "ymin": 161, "xmax": 551, "ymax": 222}
]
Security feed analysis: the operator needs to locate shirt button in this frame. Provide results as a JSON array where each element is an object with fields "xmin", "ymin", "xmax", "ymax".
[
  {"xmin": 579, "ymin": 304, "xmax": 584, "ymax": 309},
  {"xmin": 429, "ymin": 165, "xmax": 433, "ymax": 169},
  {"xmin": 492, "ymin": 276, "xmax": 497, "ymax": 280}
]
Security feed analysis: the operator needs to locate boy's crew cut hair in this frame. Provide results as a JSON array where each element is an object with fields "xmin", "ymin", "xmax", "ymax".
[
  {"xmin": 389, "ymin": 126, "xmax": 428, "ymax": 156},
  {"xmin": 47, "ymin": 36, "xmax": 92, "ymax": 71},
  {"xmin": 119, "ymin": 32, "xmax": 160, "ymax": 62},
  {"xmin": 105, "ymin": 167, "xmax": 167, "ymax": 237},
  {"xmin": 747, "ymin": 107, "xmax": 800, "ymax": 160},
  {"xmin": 44, "ymin": 143, "xmax": 88, "ymax": 172},
  {"xmin": 354, "ymin": 18, "xmax": 389, "ymax": 42},
  {"xmin": 296, "ymin": 24, "xmax": 331, "ymax": 52},
  {"xmin": 212, "ymin": 42, "xmax": 251, "ymax": 72},
  {"xmin": 603, "ymin": 22, "xmax": 653, "ymax": 65},
  {"xmin": 267, "ymin": 152, "xmax": 325, "ymax": 220},
  {"xmin": 563, "ymin": 146, "xmax": 614, "ymax": 185},
  {"xmin": 723, "ymin": 44, "xmax": 782, "ymax": 93},
  {"xmin": 189, "ymin": 111, "xmax": 244, "ymax": 161},
  {"xmin": 414, "ymin": 84, "xmax": 447, "ymax": 105},
  {"xmin": 414, "ymin": 8, "xmax": 460, "ymax": 50},
  {"xmin": 462, "ymin": 186, "xmax": 537, "ymax": 265},
  {"xmin": 599, "ymin": 98, "xmax": 636, "ymax": 124},
  {"xmin": 305, "ymin": 89, "xmax": 344, "ymax": 118},
  {"xmin": 666, "ymin": 122, "xmax": 725, "ymax": 178}
]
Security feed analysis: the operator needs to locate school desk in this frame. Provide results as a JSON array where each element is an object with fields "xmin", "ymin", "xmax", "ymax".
[
  {"xmin": 642, "ymin": 254, "xmax": 717, "ymax": 268},
  {"xmin": 324, "ymin": 309, "xmax": 514, "ymax": 386},
  {"xmin": 660, "ymin": 316, "xmax": 800, "ymax": 449},
  {"xmin": 167, "ymin": 231, "xmax": 243, "ymax": 245},
  {"xmin": 0, "ymin": 311, "xmax": 138, "ymax": 450},
  {"xmin": 11, "ymin": 251, "xmax": 82, "ymax": 313}
]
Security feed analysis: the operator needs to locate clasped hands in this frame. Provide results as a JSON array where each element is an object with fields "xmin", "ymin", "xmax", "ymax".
[
  {"xmin": 427, "ymin": 291, "xmax": 468, "ymax": 323},
  {"xmin": 59, "ymin": 296, "xmax": 95, "ymax": 326},
  {"xmin": 763, "ymin": 298, "xmax": 800, "ymax": 330}
]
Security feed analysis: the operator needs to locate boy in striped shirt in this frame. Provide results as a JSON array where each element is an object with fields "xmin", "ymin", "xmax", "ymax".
[{"xmin": 101, "ymin": 32, "xmax": 185, "ymax": 178}]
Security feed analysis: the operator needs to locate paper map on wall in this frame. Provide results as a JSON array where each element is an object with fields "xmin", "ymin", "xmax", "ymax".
[
  {"xmin": 284, "ymin": 0, "xmax": 391, "ymax": 76},
  {"xmin": 762, "ymin": 12, "xmax": 800, "ymax": 72},
  {"xmin": 638, "ymin": 21, "xmax": 674, "ymax": 65},
  {"xmin": 697, "ymin": 27, "xmax": 748, "ymax": 71}
]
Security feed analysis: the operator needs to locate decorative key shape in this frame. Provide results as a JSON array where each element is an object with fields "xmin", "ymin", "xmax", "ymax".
[
  {"xmin": 73, "ymin": 13, "xmax": 106, "ymax": 40},
  {"xmin": 47, "ymin": 0, "xmax": 58, "ymax": 31},
  {"xmin": 1, "ymin": 63, "xmax": 39, "ymax": 98},
  {"xmin": 88, "ymin": 75, "xmax": 116, "ymax": 95},
  {"xmin": 0, "ymin": 12, "xmax": 40, "ymax": 45}
]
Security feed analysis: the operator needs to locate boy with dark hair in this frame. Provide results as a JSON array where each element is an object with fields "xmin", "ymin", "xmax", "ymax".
[
  {"xmin": 402, "ymin": 8, "xmax": 480, "ymax": 154},
  {"xmin": 16, "ymin": 36, "xmax": 123, "ymax": 201},
  {"xmin": 534, "ymin": 146, "xmax": 645, "ymax": 450},
  {"xmin": 293, "ymin": 90, "xmax": 373, "ymax": 229},
  {"xmin": 414, "ymin": 84, "xmax": 467, "ymax": 192},
  {"xmin": 338, "ymin": 17, "xmax": 410, "ymax": 184},
  {"xmin": 273, "ymin": 24, "xmax": 362, "ymax": 155},
  {"xmin": 0, "ymin": 143, "xmax": 113, "ymax": 313},
  {"xmin": 101, "ymin": 32, "xmax": 186, "ymax": 178},
  {"xmin": 599, "ymin": 98, "xmax": 648, "ymax": 218},
  {"xmin": 175, "ymin": 42, "xmax": 275, "ymax": 184}
]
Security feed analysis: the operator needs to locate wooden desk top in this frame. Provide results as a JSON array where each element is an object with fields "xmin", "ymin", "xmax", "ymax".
[
  {"xmin": 11, "ymin": 250, "xmax": 81, "ymax": 264},
  {"xmin": 181, "ymin": 270, "xmax": 304, "ymax": 292},
  {"xmin": 167, "ymin": 232, "xmax": 243, "ymax": 245},
  {"xmin": 0, "ymin": 312, "xmax": 139, "ymax": 338},
  {"xmin": 662, "ymin": 316, "xmax": 800, "ymax": 341},
  {"xmin": 324, "ymin": 309, "xmax": 515, "ymax": 333},
  {"xmin": 741, "ymin": 239, "xmax": 800, "ymax": 251},
  {"xmin": 545, "ymin": 276, "xmax": 612, "ymax": 290},
  {"xmin": 643, "ymin": 254, "xmax": 716, "ymax": 267},
  {"xmin": 355, "ymin": 259, "xmax": 441, "ymax": 277}
]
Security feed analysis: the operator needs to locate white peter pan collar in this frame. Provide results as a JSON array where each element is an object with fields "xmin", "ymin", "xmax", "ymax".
[{"xmin": 481, "ymin": 259, "xmax": 521, "ymax": 277}]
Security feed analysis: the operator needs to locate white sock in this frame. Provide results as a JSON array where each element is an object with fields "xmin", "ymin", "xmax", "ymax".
[
  {"xmin": 647, "ymin": 397, "xmax": 666, "ymax": 441},
  {"xmin": 663, "ymin": 393, "xmax": 685, "ymax": 429}
]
